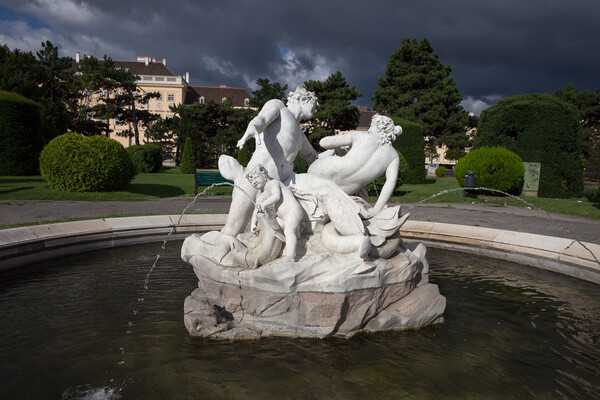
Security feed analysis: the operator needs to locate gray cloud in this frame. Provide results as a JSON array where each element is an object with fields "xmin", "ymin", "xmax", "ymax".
[{"xmin": 1, "ymin": 0, "xmax": 598, "ymax": 114}]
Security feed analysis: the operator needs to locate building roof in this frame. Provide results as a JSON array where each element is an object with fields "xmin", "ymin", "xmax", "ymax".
[
  {"xmin": 357, "ymin": 110, "xmax": 377, "ymax": 130},
  {"xmin": 186, "ymin": 85, "xmax": 253, "ymax": 108},
  {"xmin": 70, "ymin": 56, "xmax": 175, "ymax": 77}
]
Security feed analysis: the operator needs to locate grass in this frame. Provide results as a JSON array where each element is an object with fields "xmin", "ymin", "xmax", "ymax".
[
  {"xmin": 0, "ymin": 166, "xmax": 233, "ymax": 201},
  {"xmin": 1, "ymin": 170, "xmax": 599, "ymax": 220}
]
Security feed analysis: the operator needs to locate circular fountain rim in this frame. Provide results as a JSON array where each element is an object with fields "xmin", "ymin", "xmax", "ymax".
[{"xmin": 0, "ymin": 214, "xmax": 598, "ymax": 284}]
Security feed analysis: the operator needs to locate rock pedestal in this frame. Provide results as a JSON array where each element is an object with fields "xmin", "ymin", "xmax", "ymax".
[{"xmin": 183, "ymin": 241, "xmax": 445, "ymax": 339}]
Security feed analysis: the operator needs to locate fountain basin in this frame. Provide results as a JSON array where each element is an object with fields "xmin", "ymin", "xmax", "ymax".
[{"xmin": 1, "ymin": 215, "xmax": 599, "ymax": 284}]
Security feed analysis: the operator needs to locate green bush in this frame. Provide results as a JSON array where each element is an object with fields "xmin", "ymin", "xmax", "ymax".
[
  {"xmin": 237, "ymin": 143, "xmax": 251, "ymax": 167},
  {"xmin": 367, "ymin": 150, "xmax": 409, "ymax": 196},
  {"xmin": 454, "ymin": 147, "xmax": 524, "ymax": 194},
  {"xmin": 0, "ymin": 91, "xmax": 44, "ymax": 175},
  {"xmin": 293, "ymin": 154, "xmax": 309, "ymax": 174},
  {"xmin": 127, "ymin": 143, "xmax": 163, "ymax": 173},
  {"xmin": 39, "ymin": 132, "xmax": 136, "ymax": 192},
  {"xmin": 180, "ymin": 137, "xmax": 196, "ymax": 174},
  {"xmin": 435, "ymin": 166, "xmax": 446, "ymax": 177},
  {"xmin": 474, "ymin": 93, "xmax": 583, "ymax": 198},
  {"xmin": 392, "ymin": 117, "xmax": 426, "ymax": 184}
]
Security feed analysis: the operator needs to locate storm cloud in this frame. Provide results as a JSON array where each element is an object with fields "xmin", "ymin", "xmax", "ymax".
[{"xmin": 1, "ymin": 0, "xmax": 598, "ymax": 114}]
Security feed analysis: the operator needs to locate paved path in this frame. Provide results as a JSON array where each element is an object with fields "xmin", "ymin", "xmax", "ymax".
[{"xmin": 1, "ymin": 197, "xmax": 599, "ymax": 244}]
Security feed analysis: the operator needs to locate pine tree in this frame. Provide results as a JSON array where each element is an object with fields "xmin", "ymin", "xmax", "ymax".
[
  {"xmin": 372, "ymin": 38, "xmax": 469, "ymax": 154},
  {"xmin": 180, "ymin": 137, "xmax": 196, "ymax": 174}
]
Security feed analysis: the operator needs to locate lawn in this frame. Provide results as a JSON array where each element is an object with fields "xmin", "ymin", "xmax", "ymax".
[{"xmin": 1, "ymin": 169, "xmax": 599, "ymax": 220}]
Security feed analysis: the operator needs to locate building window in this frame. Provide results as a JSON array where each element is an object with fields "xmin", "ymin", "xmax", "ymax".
[
  {"xmin": 244, "ymin": 98, "xmax": 249, "ymax": 107},
  {"xmin": 199, "ymin": 97, "xmax": 205, "ymax": 104},
  {"xmin": 156, "ymin": 103, "xmax": 162, "ymax": 110},
  {"xmin": 167, "ymin": 94, "xmax": 174, "ymax": 101},
  {"xmin": 157, "ymin": 93, "xmax": 163, "ymax": 101},
  {"xmin": 99, "ymin": 91, "xmax": 109, "ymax": 99}
]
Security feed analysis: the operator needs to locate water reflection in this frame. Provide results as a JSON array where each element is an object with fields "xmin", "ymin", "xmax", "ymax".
[{"xmin": 0, "ymin": 243, "xmax": 598, "ymax": 399}]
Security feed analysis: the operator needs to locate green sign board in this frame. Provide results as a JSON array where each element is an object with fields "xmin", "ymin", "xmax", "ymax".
[{"xmin": 522, "ymin": 162, "xmax": 541, "ymax": 196}]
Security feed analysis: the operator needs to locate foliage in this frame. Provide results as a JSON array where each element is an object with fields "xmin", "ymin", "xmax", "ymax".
[
  {"xmin": 554, "ymin": 83, "xmax": 600, "ymax": 178},
  {"xmin": 293, "ymin": 155, "xmax": 309, "ymax": 174},
  {"xmin": 237, "ymin": 143, "xmax": 251, "ymax": 167},
  {"xmin": 39, "ymin": 132, "xmax": 136, "ymax": 192},
  {"xmin": 435, "ymin": 166, "xmax": 446, "ymax": 177},
  {"xmin": 0, "ymin": 91, "xmax": 44, "ymax": 175},
  {"xmin": 454, "ymin": 147, "xmax": 524, "ymax": 194},
  {"xmin": 127, "ymin": 143, "xmax": 163, "ymax": 173},
  {"xmin": 167, "ymin": 101, "xmax": 256, "ymax": 168},
  {"xmin": 474, "ymin": 93, "xmax": 583, "ymax": 198},
  {"xmin": 372, "ymin": 38, "xmax": 469, "ymax": 155},
  {"xmin": 180, "ymin": 137, "xmax": 196, "ymax": 174},
  {"xmin": 366, "ymin": 150, "xmax": 409, "ymax": 196},
  {"xmin": 304, "ymin": 71, "xmax": 361, "ymax": 148},
  {"xmin": 250, "ymin": 78, "xmax": 288, "ymax": 109},
  {"xmin": 392, "ymin": 117, "xmax": 425, "ymax": 184}
]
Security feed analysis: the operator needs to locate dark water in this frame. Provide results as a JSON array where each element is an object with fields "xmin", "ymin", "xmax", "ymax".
[{"xmin": 0, "ymin": 242, "xmax": 599, "ymax": 399}]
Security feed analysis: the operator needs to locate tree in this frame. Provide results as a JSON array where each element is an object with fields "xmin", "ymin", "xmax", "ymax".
[
  {"xmin": 392, "ymin": 117, "xmax": 426, "ymax": 184},
  {"xmin": 372, "ymin": 38, "xmax": 469, "ymax": 155},
  {"xmin": 180, "ymin": 137, "xmax": 196, "ymax": 174},
  {"xmin": 165, "ymin": 100, "xmax": 256, "ymax": 168},
  {"xmin": 304, "ymin": 71, "xmax": 361, "ymax": 147},
  {"xmin": 250, "ymin": 78, "xmax": 287, "ymax": 109},
  {"xmin": 554, "ymin": 83, "xmax": 600, "ymax": 178},
  {"xmin": 35, "ymin": 41, "xmax": 73, "ymax": 142},
  {"xmin": 0, "ymin": 45, "xmax": 40, "ymax": 100},
  {"xmin": 474, "ymin": 93, "xmax": 583, "ymax": 198}
]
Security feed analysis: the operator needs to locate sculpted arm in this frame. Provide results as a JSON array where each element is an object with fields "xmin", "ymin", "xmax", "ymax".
[
  {"xmin": 319, "ymin": 133, "xmax": 354, "ymax": 150},
  {"xmin": 237, "ymin": 101, "xmax": 283, "ymax": 148},
  {"xmin": 373, "ymin": 155, "xmax": 399, "ymax": 213},
  {"xmin": 259, "ymin": 180, "xmax": 282, "ymax": 211}
]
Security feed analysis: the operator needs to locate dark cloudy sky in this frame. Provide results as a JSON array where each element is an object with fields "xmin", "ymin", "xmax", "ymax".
[{"xmin": 1, "ymin": 0, "xmax": 598, "ymax": 114}]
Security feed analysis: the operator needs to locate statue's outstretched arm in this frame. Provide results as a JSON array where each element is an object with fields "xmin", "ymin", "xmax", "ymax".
[
  {"xmin": 319, "ymin": 133, "xmax": 353, "ymax": 150},
  {"xmin": 237, "ymin": 101, "xmax": 282, "ymax": 148},
  {"xmin": 373, "ymin": 156, "xmax": 399, "ymax": 213}
]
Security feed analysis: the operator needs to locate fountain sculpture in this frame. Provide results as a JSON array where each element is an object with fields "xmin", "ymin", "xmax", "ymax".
[{"xmin": 181, "ymin": 88, "xmax": 446, "ymax": 339}]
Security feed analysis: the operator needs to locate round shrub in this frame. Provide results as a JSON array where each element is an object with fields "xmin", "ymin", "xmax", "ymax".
[
  {"xmin": 454, "ymin": 147, "xmax": 524, "ymax": 194},
  {"xmin": 127, "ymin": 143, "xmax": 163, "ymax": 173},
  {"xmin": 367, "ymin": 150, "xmax": 409, "ymax": 196},
  {"xmin": 435, "ymin": 166, "xmax": 446, "ymax": 178},
  {"xmin": 0, "ymin": 91, "xmax": 44, "ymax": 175},
  {"xmin": 40, "ymin": 132, "xmax": 136, "ymax": 192}
]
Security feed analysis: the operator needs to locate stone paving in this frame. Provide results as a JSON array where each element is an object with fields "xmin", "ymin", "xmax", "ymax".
[{"xmin": 1, "ymin": 197, "xmax": 598, "ymax": 244}]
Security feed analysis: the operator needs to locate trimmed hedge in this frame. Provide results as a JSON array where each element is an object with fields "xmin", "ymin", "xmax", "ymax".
[
  {"xmin": 180, "ymin": 137, "xmax": 196, "ymax": 174},
  {"xmin": 0, "ymin": 91, "xmax": 44, "ymax": 175},
  {"xmin": 367, "ymin": 149, "xmax": 409, "ymax": 196},
  {"xmin": 127, "ymin": 143, "xmax": 163, "ymax": 173},
  {"xmin": 435, "ymin": 166, "xmax": 446, "ymax": 177},
  {"xmin": 474, "ymin": 93, "xmax": 583, "ymax": 198},
  {"xmin": 454, "ymin": 146, "xmax": 524, "ymax": 194},
  {"xmin": 39, "ymin": 132, "xmax": 136, "ymax": 192},
  {"xmin": 392, "ymin": 117, "xmax": 426, "ymax": 184}
]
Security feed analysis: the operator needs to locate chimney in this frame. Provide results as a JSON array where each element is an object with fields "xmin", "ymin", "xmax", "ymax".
[
  {"xmin": 185, "ymin": 72, "xmax": 190, "ymax": 83},
  {"xmin": 220, "ymin": 84, "xmax": 227, "ymax": 88},
  {"xmin": 75, "ymin": 52, "xmax": 80, "ymax": 63},
  {"xmin": 162, "ymin": 58, "xmax": 167, "ymax": 66},
  {"xmin": 152, "ymin": 57, "xmax": 156, "ymax": 63},
  {"xmin": 145, "ymin": 58, "xmax": 149, "ymax": 66}
]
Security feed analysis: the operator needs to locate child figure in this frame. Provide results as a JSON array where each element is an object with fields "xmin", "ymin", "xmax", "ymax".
[{"xmin": 246, "ymin": 165, "xmax": 304, "ymax": 262}]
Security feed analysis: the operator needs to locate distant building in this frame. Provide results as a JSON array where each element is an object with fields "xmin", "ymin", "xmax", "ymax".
[
  {"xmin": 186, "ymin": 84, "xmax": 253, "ymax": 109},
  {"xmin": 71, "ymin": 53, "xmax": 253, "ymax": 148}
]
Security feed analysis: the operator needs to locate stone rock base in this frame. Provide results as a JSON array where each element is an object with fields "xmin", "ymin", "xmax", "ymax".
[{"xmin": 183, "ymin": 242, "xmax": 445, "ymax": 339}]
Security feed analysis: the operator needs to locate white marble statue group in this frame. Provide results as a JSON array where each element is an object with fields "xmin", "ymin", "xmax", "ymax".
[
  {"xmin": 182, "ymin": 87, "xmax": 407, "ymax": 267},
  {"xmin": 182, "ymin": 87, "xmax": 445, "ymax": 339}
]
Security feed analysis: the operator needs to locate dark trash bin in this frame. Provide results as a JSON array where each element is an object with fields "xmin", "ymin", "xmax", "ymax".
[{"xmin": 463, "ymin": 170, "xmax": 477, "ymax": 196}]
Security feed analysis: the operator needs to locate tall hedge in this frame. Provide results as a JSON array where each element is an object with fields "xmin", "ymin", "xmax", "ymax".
[
  {"xmin": 392, "ymin": 117, "xmax": 425, "ymax": 184},
  {"xmin": 0, "ymin": 91, "xmax": 44, "ymax": 175},
  {"xmin": 39, "ymin": 132, "xmax": 136, "ymax": 192},
  {"xmin": 474, "ymin": 93, "xmax": 583, "ymax": 198},
  {"xmin": 127, "ymin": 143, "xmax": 163, "ymax": 173},
  {"xmin": 180, "ymin": 137, "xmax": 196, "ymax": 174}
]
